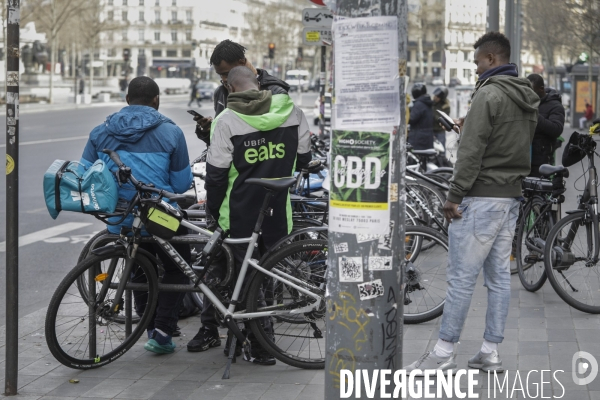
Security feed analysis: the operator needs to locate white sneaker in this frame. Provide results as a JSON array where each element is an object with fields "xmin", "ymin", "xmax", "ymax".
[{"xmin": 403, "ymin": 350, "xmax": 457, "ymax": 376}]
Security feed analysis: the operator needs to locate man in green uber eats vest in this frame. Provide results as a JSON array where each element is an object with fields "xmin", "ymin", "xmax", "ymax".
[{"xmin": 197, "ymin": 66, "xmax": 312, "ymax": 365}]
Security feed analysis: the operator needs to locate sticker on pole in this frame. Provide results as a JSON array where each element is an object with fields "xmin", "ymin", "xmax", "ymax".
[
  {"xmin": 6, "ymin": 155, "xmax": 14, "ymax": 175},
  {"xmin": 339, "ymin": 256, "xmax": 363, "ymax": 282},
  {"xmin": 329, "ymin": 130, "xmax": 391, "ymax": 235},
  {"xmin": 368, "ymin": 256, "xmax": 392, "ymax": 271},
  {"xmin": 358, "ymin": 279, "xmax": 384, "ymax": 300}
]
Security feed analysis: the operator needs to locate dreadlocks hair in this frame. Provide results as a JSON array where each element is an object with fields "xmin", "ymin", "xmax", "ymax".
[
  {"xmin": 473, "ymin": 31, "xmax": 511, "ymax": 61},
  {"xmin": 210, "ymin": 40, "xmax": 247, "ymax": 66}
]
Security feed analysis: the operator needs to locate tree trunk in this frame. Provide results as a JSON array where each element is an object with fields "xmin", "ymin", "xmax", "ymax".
[
  {"xmin": 49, "ymin": 34, "xmax": 55, "ymax": 104},
  {"xmin": 89, "ymin": 46, "xmax": 94, "ymax": 97},
  {"xmin": 589, "ymin": 43, "xmax": 594, "ymax": 115}
]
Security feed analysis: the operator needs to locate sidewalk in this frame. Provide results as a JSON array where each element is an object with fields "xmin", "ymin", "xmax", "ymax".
[{"xmin": 1, "ymin": 272, "xmax": 599, "ymax": 399}]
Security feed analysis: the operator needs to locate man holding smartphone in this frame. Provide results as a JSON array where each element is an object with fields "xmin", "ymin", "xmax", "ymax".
[
  {"xmin": 187, "ymin": 40, "xmax": 290, "ymax": 359},
  {"xmin": 193, "ymin": 40, "xmax": 289, "ymax": 141}
]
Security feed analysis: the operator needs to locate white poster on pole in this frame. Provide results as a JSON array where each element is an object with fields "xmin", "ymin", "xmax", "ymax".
[{"xmin": 333, "ymin": 16, "xmax": 400, "ymax": 129}]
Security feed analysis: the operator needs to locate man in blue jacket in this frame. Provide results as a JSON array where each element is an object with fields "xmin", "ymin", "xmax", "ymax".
[{"xmin": 81, "ymin": 76, "xmax": 193, "ymax": 354}]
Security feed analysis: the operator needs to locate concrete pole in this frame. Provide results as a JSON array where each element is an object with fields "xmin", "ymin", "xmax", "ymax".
[
  {"xmin": 505, "ymin": 0, "xmax": 515, "ymax": 62},
  {"xmin": 325, "ymin": 0, "xmax": 407, "ymax": 398},
  {"xmin": 487, "ymin": 0, "xmax": 500, "ymax": 32}
]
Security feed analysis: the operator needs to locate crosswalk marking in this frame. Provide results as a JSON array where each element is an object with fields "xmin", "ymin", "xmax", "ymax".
[{"xmin": 0, "ymin": 222, "xmax": 93, "ymax": 252}]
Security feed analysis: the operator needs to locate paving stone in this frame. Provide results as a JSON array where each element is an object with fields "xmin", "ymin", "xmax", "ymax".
[
  {"xmin": 547, "ymin": 328, "xmax": 577, "ymax": 342},
  {"xmin": 19, "ymin": 376, "xmax": 67, "ymax": 395},
  {"xmin": 79, "ymin": 378, "xmax": 136, "ymax": 398},
  {"xmin": 147, "ymin": 380, "xmax": 201, "ymax": 400},
  {"xmin": 518, "ymin": 341, "xmax": 549, "ymax": 355},
  {"xmin": 260, "ymin": 384, "xmax": 305, "ymax": 400},
  {"xmin": 115, "ymin": 379, "xmax": 169, "ymax": 399},
  {"xmin": 46, "ymin": 377, "xmax": 105, "ymax": 398},
  {"xmin": 221, "ymin": 382, "xmax": 269, "ymax": 400},
  {"xmin": 519, "ymin": 328, "xmax": 548, "ymax": 341}
]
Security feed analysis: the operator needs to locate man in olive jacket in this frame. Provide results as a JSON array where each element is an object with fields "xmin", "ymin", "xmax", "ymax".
[{"xmin": 404, "ymin": 32, "xmax": 539, "ymax": 375}]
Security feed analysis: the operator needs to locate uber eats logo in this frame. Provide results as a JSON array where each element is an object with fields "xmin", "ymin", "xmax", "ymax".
[{"xmin": 244, "ymin": 138, "xmax": 285, "ymax": 164}]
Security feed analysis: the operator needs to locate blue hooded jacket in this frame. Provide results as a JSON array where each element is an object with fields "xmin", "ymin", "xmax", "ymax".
[{"xmin": 81, "ymin": 105, "xmax": 193, "ymax": 233}]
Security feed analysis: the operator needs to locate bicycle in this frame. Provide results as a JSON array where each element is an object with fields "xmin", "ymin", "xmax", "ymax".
[
  {"xmin": 543, "ymin": 131, "xmax": 600, "ymax": 313},
  {"xmin": 45, "ymin": 149, "xmax": 327, "ymax": 375},
  {"xmin": 515, "ymin": 166, "xmax": 568, "ymax": 292}
]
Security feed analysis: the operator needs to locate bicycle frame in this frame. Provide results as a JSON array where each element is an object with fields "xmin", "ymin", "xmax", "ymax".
[{"xmin": 100, "ymin": 198, "xmax": 323, "ymax": 344}]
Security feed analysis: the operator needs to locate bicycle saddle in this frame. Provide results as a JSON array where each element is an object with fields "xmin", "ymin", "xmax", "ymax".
[
  {"xmin": 411, "ymin": 149, "xmax": 437, "ymax": 156},
  {"xmin": 246, "ymin": 177, "xmax": 297, "ymax": 191},
  {"xmin": 538, "ymin": 164, "xmax": 569, "ymax": 178}
]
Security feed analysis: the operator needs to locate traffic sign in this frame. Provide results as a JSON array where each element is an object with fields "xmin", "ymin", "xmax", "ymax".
[
  {"xmin": 302, "ymin": 27, "xmax": 332, "ymax": 46},
  {"xmin": 302, "ymin": 8, "xmax": 333, "ymax": 28}
]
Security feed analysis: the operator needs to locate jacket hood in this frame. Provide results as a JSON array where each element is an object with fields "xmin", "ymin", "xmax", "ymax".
[
  {"xmin": 484, "ymin": 76, "xmax": 540, "ymax": 112},
  {"xmin": 542, "ymin": 88, "xmax": 562, "ymax": 104},
  {"xmin": 230, "ymin": 93, "xmax": 294, "ymax": 131},
  {"xmin": 105, "ymin": 105, "xmax": 171, "ymax": 143},
  {"xmin": 227, "ymin": 90, "xmax": 272, "ymax": 116},
  {"xmin": 415, "ymin": 94, "xmax": 433, "ymax": 107},
  {"xmin": 257, "ymin": 68, "xmax": 290, "ymax": 92},
  {"xmin": 478, "ymin": 63, "xmax": 519, "ymax": 80}
]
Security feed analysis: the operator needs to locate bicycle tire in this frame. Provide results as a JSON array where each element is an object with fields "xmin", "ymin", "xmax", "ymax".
[
  {"xmin": 246, "ymin": 239, "xmax": 327, "ymax": 369},
  {"xmin": 45, "ymin": 248, "xmax": 159, "ymax": 369},
  {"xmin": 544, "ymin": 212, "xmax": 600, "ymax": 314},
  {"xmin": 516, "ymin": 198, "xmax": 548, "ymax": 292},
  {"xmin": 403, "ymin": 226, "xmax": 448, "ymax": 324},
  {"xmin": 406, "ymin": 180, "xmax": 447, "ymax": 237}
]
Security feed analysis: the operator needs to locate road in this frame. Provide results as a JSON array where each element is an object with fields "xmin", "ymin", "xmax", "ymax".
[{"xmin": 0, "ymin": 92, "xmax": 319, "ymax": 325}]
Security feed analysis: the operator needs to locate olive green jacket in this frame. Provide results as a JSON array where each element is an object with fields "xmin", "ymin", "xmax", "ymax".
[{"xmin": 448, "ymin": 75, "xmax": 540, "ymax": 204}]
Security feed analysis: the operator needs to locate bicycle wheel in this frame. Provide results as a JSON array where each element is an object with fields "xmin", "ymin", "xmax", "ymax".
[
  {"xmin": 516, "ymin": 198, "xmax": 549, "ymax": 292},
  {"xmin": 544, "ymin": 212, "xmax": 600, "ymax": 313},
  {"xmin": 45, "ymin": 248, "xmax": 158, "ymax": 369},
  {"xmin": 404, "ymin": 226, "xmax": 448, "ymax": 324},
  {"xmin": 246, "ymin": 240, "xmax": 327, "ymax": 369},
  {"xmin": 406, "ymin": 180, "xmax": 447, "ymax": 236}
]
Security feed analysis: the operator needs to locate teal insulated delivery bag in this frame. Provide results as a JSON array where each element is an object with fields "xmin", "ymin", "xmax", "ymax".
[{"xmin": 43, "ymin": 159, "xmax": 118, "ymax": 219}]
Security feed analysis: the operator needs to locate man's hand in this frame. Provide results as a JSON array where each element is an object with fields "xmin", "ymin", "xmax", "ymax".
[
  {"xmin": 443, "ymin": 200, "xmax": 462, "ymax": 223},
  {"xmin": 452, "ymin": 117, "xmax": 464, "ymax": 133},
  {"xmin": 195, "ymin": 115, "xmax": 213, "ymax": 131}
]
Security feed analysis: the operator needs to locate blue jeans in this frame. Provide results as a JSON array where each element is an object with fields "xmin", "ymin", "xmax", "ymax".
[{"xmin": 439, "ymin": 197, "xmax": 519, "ymax": 344}]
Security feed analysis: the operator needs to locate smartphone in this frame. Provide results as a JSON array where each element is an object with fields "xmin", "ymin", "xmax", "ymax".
[
  {"xmin": 436, "ymin": 109, "xmax": 455, "ymax": 126},
  {"xmin": 187, "ymin": 110, "xmax": 204, "ymax": 118}
]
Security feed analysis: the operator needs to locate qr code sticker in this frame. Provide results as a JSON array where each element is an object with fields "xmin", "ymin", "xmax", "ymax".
[
  {"xmin": 334, "ymin": 242, "xmax": 349, "ymax": 253},
  {"xmin": 339, "ymin": 256, "xmax": 363, "ymax": 282},
  {"xmin": 357, "ymin": 233, "xmax": 380, "ymax": 243},
  {"xmin": 358, "ymin": 279, "xmax": 385, "ymax": 300},
  {"xmin": 369, "ymin": 256, "xmax": 392, "ymax": 270}
]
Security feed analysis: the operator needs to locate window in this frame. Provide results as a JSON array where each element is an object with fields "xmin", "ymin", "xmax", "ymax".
[
  {"xmin": 108, "ymin": 10, "xmax": 114, "ymax": 20},
  {"xmin": 139, "ymin": 11, "xmax": 144, "ymax": 21},
  {"xmin": 122, "ymin": 11, "xmax": 128, "ymax": 21},
  {"xmin": 172, "ymin": 0, "xmax": 176, "ymax": 5},
  {"xmin": 108, "ymin": 48, "xmax": 116, "ymax": 57},
  {"xmin": 185, "ymin": 29, "xmax": 192, "ymax": 41},
  {"xmin": 138, "ymin": 29, "xmax": 145, "ymax": 42},
  {"xmin": 166, "ymin": 49, "xmax": 177, "ymax": 57},
  {"xmin": 182, "ymin": 49, "xmax": 191, "ymax": 57},
  {"xmin": 139, "ymin": 0, "xmax": 144, "ymax": 4},
  {"xmin": 152, "ymin": 49, "xmax": 162, "ymax": 57},
  {"xmin": 122, "ymin": 29, "xmax": 128, "ymax": 41},
  {"xmin": 154, "ymin": 31, "xmax": 160, "ymax": 41},
  {"xmin": 154, "ymin": 11, "xmax": 160, "ymax": 23},
  {"xmin": 108, "ymin": 0, "xmax": 113, "ymax": 5},
  {"xmin": 107, "ymin": 32, "xmax": 114, "ymax": 42},
  {"xmin": 122, "ymin": 0, "xmax": 127, "ymax": 5},
  {"xmin": 171, "ymin": 30, "xmax": 177, "ymax": 42},
  {"xmin": 186, "ymin": 10, "xmax": 192, "ymax": 23},
  {"xmin": 171, "ymin": 11, "xmax": 177, "ymax": 22},
  {"xmin": 155, "ymin": 0, "xmax": 159, "ymax": 5}
]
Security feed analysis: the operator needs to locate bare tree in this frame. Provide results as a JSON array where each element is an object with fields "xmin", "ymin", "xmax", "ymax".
[
  {"xmin": 23, "ymin": 0, "xmax": 86, "ymax": 103},
  {"xmin": 77, "ymin": 0, "xmax": 121, "ymax": 97},
  {"xmin": 244, "ymin": 0, "xmax": 306, "ymax": 77},
  {"xmin": 523, "ymin": 0, "xmax": 571, "ymax": 87},
  {"xmin": 568, "ymin": 0, "xmax": 600, "ymax": 112},
  {"xmin": 408, "ymin": 0, "xmax": 444, "ymax": 80}
]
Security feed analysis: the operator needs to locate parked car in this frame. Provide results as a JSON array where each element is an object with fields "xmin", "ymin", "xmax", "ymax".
[
  {"xmin": 154, "ymin": 78, "xmax": 192, "ymax": 95},
  {"xmin": 195, "ymin": 81, "xmax": 218, "ymax": 100},
  {"xmin": 313, "ymin": 93, "xmax": 332, "ymax": 125},
  {"xmin": 449, "ymin": 77, "xmax": 462, "ymax": 87},
  {"xmin": 431, "ymin": 77, "xmax": 444, "ymax": 86}
]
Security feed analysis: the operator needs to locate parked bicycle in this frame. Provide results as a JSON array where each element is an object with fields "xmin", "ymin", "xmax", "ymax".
[{"xmin": 45, "ymin": 150, "xmax": 327, "ymax": 374}]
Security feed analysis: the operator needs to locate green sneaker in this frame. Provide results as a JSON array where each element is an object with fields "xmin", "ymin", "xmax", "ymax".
[{"xmin": 144, "ymin": 330, "xmax": 176, "ymax": 354}]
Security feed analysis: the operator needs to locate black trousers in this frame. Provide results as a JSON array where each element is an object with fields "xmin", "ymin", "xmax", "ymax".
[
  {"xmin": 133, "ymin": 226, "xmax": 191, "ymax": 337},
  {"xmin": 200, "ymin": 241, "xmax": 273, "ymax": 339}
]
